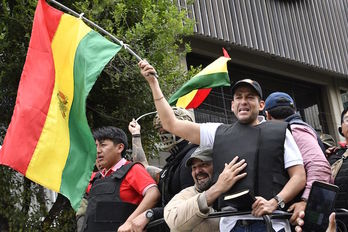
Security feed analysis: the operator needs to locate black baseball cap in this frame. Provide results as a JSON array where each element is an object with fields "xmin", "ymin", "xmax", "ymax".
[{"xmin": 231, "ymin": 79, "xmax": 263, "ymax": 99}]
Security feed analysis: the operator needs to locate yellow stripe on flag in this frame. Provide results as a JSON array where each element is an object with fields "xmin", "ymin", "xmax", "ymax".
[
  {"xmin": 26, "ymin": 15, "xmax": 91, "ymax": 191},
  {"xmin": 192, "ymin": 57, "xmax": 229, "ymax": 77},
  {"xmin": 176, "ymin": 89, "xmax": 198, "ymax": 108}
]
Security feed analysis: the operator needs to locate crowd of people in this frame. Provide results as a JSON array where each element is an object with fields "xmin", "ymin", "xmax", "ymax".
[{"xmin": 77, "ymin": 61, "xmax": 348, "ymax": 232}]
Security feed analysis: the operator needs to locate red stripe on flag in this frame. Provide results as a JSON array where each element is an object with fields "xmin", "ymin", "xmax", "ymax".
[
  {"xmin": 0, "ymin": 0, "xmax": 63, "ymax": 173},
  {"xmin": 222, "ymin": 47, "xmax": 230, "ymax": 58},
  {"xmin": 185, "ymin": 88, "xmax": 212, "ymax": 109}
]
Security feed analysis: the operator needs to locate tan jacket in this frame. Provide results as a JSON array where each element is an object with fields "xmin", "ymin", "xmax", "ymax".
[{"xmin": 164, "ymin": 186, "xmax": 219, "ymax": 232}]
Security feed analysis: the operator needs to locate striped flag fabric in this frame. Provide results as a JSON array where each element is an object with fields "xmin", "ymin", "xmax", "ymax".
[
  {"xmin": 168, "ymin": 56, "xmax": 231, "ymax": 109},
  {"xmin": 222, "ymin": 47, "xmax": 230, "ymax": 58},
  {"xmin": 0, "ymin": 0, "xmax": 121, "ymax": 210}
]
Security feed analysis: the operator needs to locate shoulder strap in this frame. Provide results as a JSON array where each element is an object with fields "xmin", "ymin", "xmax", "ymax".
[
  {"xmin": 89, "ymin": 172, "xmax": 102, "ymax": 186},
  {"xmin": 110, "ymin": 162, "xmax": 139, "ymax": 179},
  {"xmin": 289, "ymin": 119, "xmax": 317, "ymax": 136},
  {"xmin": 290, "ymin": 120, "xmax": 326, "ymax": 154},
  {"xmin": 331, "ymin": 149, "xmax": 348, "ymax": 179},
  {"xmin": 289, "ymin": 118, "xmax": 307, "ymax": 126}
]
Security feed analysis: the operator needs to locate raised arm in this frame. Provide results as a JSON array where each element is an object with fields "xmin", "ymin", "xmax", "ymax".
[
  {"xmin": 128, "ymin": 119, "xmax": 161, "ymax": 181},
  {"xmin": 128, "ymin": 119, "xmax": 148, "ymax": 166},
  {"xmin": 138, "ymin": 60, "xmax": 200, "ymax": 145}
]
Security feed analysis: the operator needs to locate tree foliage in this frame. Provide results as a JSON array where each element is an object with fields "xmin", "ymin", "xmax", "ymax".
[{"xmin": 0, "ymin": 0, "xmax": 196, "ymax": 230}]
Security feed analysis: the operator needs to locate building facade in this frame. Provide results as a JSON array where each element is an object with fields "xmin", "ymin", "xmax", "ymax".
[{"xmin": 177, "ymin": 0, "xmax": 348, "ymax": 141}]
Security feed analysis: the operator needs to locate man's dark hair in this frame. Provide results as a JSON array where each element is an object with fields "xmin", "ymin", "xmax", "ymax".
[
  {"xmin": 341, "ymin": 108, "xmax": 348, "ymax": 124},
  {"xmin": 93, "ymin": 126, "xmax": 128, "ymax": 157},
  {"xmin": 267, "ymin": 106, "xmax": 296, "ymax": 120}
]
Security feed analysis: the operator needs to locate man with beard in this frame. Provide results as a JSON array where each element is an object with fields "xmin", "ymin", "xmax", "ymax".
[{"xmin": 164, "ymin": 147, "xmax": 247, "ymax": 231}]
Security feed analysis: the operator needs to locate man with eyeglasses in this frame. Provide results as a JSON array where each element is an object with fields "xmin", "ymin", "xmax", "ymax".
[{"xmin": 326, "ymin": 108, "xmax": 348, "ymax": 229}]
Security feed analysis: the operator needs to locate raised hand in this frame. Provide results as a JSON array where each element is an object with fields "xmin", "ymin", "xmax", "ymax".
[
  {"xmin": 129, "ymin": 119, "xmax": 141, "ymax": 135},
  {"xmin": 138, "ymin": 60, "xmax": 157, "ymax": 82}
]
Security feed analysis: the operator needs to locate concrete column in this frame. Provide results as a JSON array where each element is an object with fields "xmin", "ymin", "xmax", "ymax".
[{"xmin": 326, "ymin": 81, "xmax": 344, "ymax": 142}]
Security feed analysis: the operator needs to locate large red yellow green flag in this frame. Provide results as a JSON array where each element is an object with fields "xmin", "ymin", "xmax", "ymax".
[
  {"xmin": 0, "ymin": 0, "xmax": 121, "ymax": 210},
  {"xmin": 168, "ymin": 57, "xmax": 231, "ymax": 109}
]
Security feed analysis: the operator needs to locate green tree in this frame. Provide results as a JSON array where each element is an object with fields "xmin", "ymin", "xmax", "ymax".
[{"xmin": 0, "ymin": 0, "xmax": 196, "ymax": 230}]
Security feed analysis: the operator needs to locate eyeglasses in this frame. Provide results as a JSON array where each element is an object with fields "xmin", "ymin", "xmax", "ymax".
[{"xmin": 343, "ymin": 117, "xmax": 348, "ymax": 125}]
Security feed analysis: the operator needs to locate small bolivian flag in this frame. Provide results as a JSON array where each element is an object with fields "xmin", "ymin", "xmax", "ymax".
[
  {"xmin": 168, "ymin": 57, "xmax": 231, "ymax": 109},
  {"xmin": 0, "ymin": 0, "xmax": 121, "ymax": 210}
]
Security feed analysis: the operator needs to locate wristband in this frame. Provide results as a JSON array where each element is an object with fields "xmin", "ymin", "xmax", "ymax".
[
  {"xmin": 154, "ymin": 96, "xmax": 164, "ymax": 101},
  {"xmin": 132, "ymin": 134, "xmax": 141, "ymax": 138}
]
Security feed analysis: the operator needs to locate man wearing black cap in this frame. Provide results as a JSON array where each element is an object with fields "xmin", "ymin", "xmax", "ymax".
[
  {"xmin": 82, "ymin": 126, "xmax": 160, "ymax": 232},
  {"xmin": 264, "ymin": 91, "xmax": 332, "ymax": 225},
  {"xmin": 164, "ymin": 147, "xmax": 247, "ymax": 231},
  {"xmin": 139, "ymin": 60, "xmax": 305, "ymax": 232}
]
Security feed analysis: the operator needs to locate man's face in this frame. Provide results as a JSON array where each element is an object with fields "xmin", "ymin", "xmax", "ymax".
[
  {"xmin": 191, "ymin": 159, "xmax": 213, "ymax": 192},
  {"xmin": 231, "ymin": 85, "xmax": 265, "ymax": 125},
  {"xmin": 95, "ymin": 139, "xmax": 123, "ymax": 170},
  {"xmin": 341, "ymin": 111, "xmax": 348, "ymax": 139}
]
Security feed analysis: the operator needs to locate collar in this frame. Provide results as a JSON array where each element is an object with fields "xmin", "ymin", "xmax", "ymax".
[
  {"xmin": 194, "ymin": 185, "xmax": 203, "ymax": 193},
  {"xmin": 257, "ymin": 115, "xmax": 266, "ymax": 124},
  {"xmin": 284, "ymin": 112, "xmax": 302, "ymax": 123},
  {"xmin": 100, "ymin": 158, "xmax": 127, "ymax": 177},
  {"xmin": 237, "ymin": 115, "xmax": 266, "ymax": 126}
]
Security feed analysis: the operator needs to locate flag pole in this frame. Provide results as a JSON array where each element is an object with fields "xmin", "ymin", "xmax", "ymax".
[
  {"xmin": 135, "ymin": 111, "xmax": 157, "ymax": 122},
  {"xmin": 48, "ymin": 0, "xmax": 158, "ymax": 78}
]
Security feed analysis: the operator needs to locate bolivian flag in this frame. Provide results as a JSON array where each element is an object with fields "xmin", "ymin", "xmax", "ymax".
[
  {"xmin": 0, "ymin": 0, "xmax": 121, "ymax": 210},
  {"xmin": 168, "ymin": 57, "xmax": 231, "ymax": 109}
]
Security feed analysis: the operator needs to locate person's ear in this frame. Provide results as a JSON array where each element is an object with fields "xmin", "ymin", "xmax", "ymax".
[
  {"xmin": 339, "ymin": 127, "xmax": 344, "ymax": 136},
  {"xmin": 259, "ymin": 100, "xmax": 265, "ymax": 111},
  {"xmin": 265, "ymin": 111, "xmax": 272, "ymax": 120},
  {"xmin": 116, "ymin": 143, "xmax": 125, "ymax": 153}
]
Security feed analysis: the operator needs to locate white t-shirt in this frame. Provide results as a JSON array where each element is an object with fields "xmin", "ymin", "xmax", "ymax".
[{"xmin": 199, "ymin": 120, "xmax": 303, "ymax": 232}]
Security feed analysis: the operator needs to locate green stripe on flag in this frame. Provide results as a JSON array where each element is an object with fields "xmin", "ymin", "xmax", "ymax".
[
  {"xmin": 60, "ymin": 30, "xmax": 121, "ymax": 210},
  {"xmin": 169, "ymin": 72, "xmax": 230, "ymax": 106}
]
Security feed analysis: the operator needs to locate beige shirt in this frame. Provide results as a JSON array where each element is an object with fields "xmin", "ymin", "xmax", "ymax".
[{"xmin": 164, "ymin": 186, "xmax": 219, "ymax": 232}]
